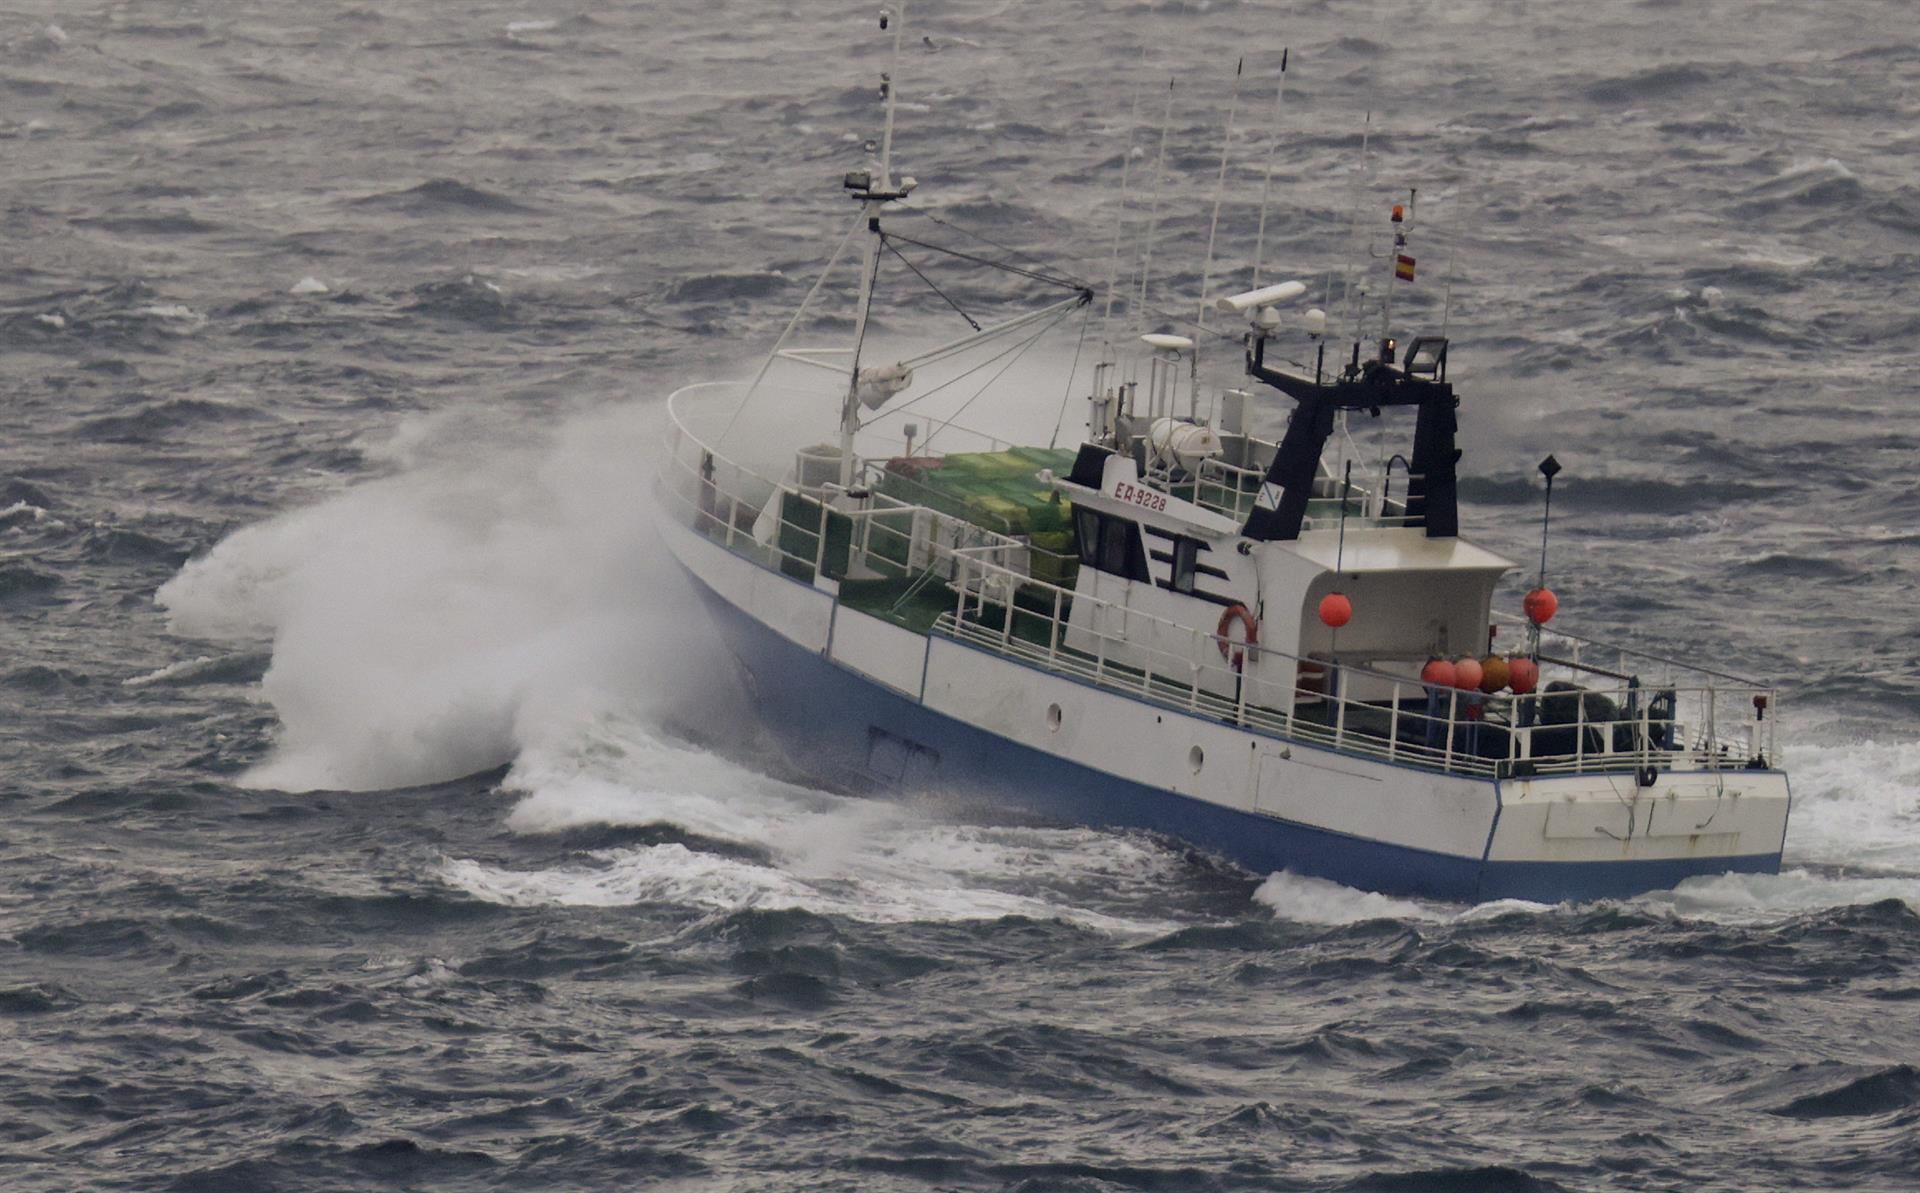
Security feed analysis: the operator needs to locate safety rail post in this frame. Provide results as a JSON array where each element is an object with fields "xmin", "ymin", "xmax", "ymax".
[
  {"xmin": 1140, "ymin": 620, "xmax": 1154, "ymax": 695},
  {"xmin": 1575, "ymin": 690, "xmax": 1586, "ymax": 771},
  {"xmin": 1236, "ymin": 648, "xmax": 1252, "ymax": 727},
  {"xmin": 812, "ymin": 495, "xmax": 830, "ymax": 579},
  {"xmin": 1048, "ymin": 588, "xmax": 1063, "ymax": 665},
  {"xmin": 1638, "ymin": 689, "xmax": 1651, "ymax": 776},
  {"xmin": 1000, "ymin": 575, "xmax": 1014, "ymax": 649},
  {"xmin": 1094, "ymin": 605, "xmax": 1109, "ymax": 682},
  {"xmin": 1705, "ymin": 683, "xmax": 1717, "ymax": 771},
  {"xmin": 1187, "ymin": 628, "xmax": 1203, "ymax": 712},
  {"xmin": 1283, "ymin": 662, "xmax": 1297, "ymax": 735},
  {"xmin": 1443, "ymin": 689, "xmax": 1458, "ymax": 772},
  {"xmin": 1332, "ymin": 665, "xmax": 1348, "ymax": 751},
  {"xmin": 1387, "ymin": 683, "xmax": 1401, "ymax": 762},
  {"xmin": 1768, "ymin": 689, "xmax": 1778, "ymax": 763}
]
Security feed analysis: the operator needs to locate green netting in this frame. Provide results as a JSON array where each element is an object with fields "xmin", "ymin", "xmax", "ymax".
[{"xmin": 877, "ymin": 448, "xmax": 1079, "ymax": 538}]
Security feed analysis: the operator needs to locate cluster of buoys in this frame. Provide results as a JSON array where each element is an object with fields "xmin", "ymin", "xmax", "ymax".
[{"xmin": 1422, "ymin": 654, "xmax": 1539, "ymax": 695}]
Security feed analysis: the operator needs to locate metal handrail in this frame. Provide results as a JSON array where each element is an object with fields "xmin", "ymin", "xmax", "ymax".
[
  {"xmin": 663, "ymin": 383, "xmax": 1780, "ymax": 781},
  {"xmin": 1492, "ymin": 609, "xmax": 1765, "ymax": 688}
]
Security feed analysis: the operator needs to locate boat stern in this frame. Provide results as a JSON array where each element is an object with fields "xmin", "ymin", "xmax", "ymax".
[{"xmin": 1479, "ymin": 767, "xmax": 1789, "ymax": 902}]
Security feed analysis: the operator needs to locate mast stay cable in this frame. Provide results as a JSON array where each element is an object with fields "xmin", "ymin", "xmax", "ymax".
[
  {"xmin": 881, "ymin": 236, "xmax": 980, "ymax": 330},
  {"xmin": 716, "ymin": 213, "xmax": 863, "ymax": 446}
]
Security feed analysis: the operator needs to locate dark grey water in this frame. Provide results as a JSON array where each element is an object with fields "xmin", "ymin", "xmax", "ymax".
[{"xmin": 5, "ymin": 1, "xmax": 1920, "ymax": 1189}]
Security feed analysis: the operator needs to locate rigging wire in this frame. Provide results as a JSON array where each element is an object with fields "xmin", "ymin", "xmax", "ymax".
[
  {"xmin": 864, "ymin": 301, "xmax": 1078, "ymax": 433},
  {"xmin": 883, "ymin": 230, "xmax": 1089, "ymax": 292},
  {"xmin": 1048, "ymin": 300, "xmax": 1096, "ymax": 450},
  {"xmin": 917, "ymin": 303, "xmax": 1078, "ymax": 454},
  {"xmin": 894, "ymin": 204, "xmax": 1087, "ymax": 282},
  {"xmin": 881, "ymin": 236, "xmax": 979, "ymax": 330},
  {"xmin": 716, "ymin": 214, "xmax": 863, "ymax": 446}
]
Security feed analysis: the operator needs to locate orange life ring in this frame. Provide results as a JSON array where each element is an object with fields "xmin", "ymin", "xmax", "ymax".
[{"xmin": 1216, "ymin": 602, "xmax": 1258, "ymax": 671}]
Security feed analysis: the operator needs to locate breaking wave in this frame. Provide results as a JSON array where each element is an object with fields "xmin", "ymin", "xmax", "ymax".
[{"xmin": 156, "ymin": 401, "xmax": 725, "ymax": 793}]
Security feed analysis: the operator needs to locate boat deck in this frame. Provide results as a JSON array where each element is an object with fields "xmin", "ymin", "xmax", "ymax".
[
  {"xmin": 840, "ymin": 572, "xmax": 1537, "ymax": 765},
  {"xmin": 666, "ymin": 382, "xmax": 1780, "ymax": 783}
]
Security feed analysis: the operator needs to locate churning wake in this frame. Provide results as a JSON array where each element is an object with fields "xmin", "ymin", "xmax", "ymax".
[
  {"xmin": 158, "ymin": 400, "xmax": 726, "ymax": 793},
  {"xmin": 442, "ymin": 701, "xmax": 1193, "ymax": 932},
  {"xmin": 155, "ymin": 399, "xmax": 1195, "ymax": 930}
]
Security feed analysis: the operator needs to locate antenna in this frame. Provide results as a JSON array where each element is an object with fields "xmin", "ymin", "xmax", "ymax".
[
  {"xmin": 1536, "ymin": 453, "xmax": 1560, "ymax": 588},
  {"xmin": 1135, "ymin": 77, "xmax": 1175, "ymax": 335},
  {"xmin": 1251, "ymin": 47, "xmax": 1288, "ymax": 289},
  {"xmin": 877, "ymin": 3, "xmax": 905, "ymax": 189},
  {"xmin": 1526, "ymin": 453, "xmax": 1563, "ymax": 654},
  {"xmin": 1338, "ymin": 111, "xmax": 1372, "ymax": 357},
  {"xmin": 1379, "ymin": 187, "xmax": 1414, "ymax": 354},
  {"xmin": 1099, "ymin": 4, "xmax": 1156, "ymax": 350},
  {"xmin": 1196, "ymin": 58, "xmax": 1244, "ymax": 337}
]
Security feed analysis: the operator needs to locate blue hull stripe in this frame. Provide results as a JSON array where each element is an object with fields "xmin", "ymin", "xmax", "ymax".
[{"xmin": 682, "ymin": 567, "xmax": 1780, "ymax": 903}]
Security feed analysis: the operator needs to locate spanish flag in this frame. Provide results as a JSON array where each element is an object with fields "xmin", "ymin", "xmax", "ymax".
[{"xmin": 1395, "ymin": 254, "xmax": 1416, "ymax": 282}]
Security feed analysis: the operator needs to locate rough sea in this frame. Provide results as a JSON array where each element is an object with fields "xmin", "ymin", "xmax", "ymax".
[{"xmin": 5, "ymin": 1, "xmax": 1920, "ymax": 1188}]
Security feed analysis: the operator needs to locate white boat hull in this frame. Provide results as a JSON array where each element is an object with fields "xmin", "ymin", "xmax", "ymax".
[{"xmin": 661, "ymin": 514, "xmax": 1789, "ymax": 903}]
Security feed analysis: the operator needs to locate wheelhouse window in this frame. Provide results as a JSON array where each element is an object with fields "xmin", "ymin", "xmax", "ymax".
[
  {"xmin": 1074, "ymin": 509, "xmax": 1100, "ymax": 568},
  {"xmin": 1171, "ymin": 538, "xmax": 1198, "ymax": 594},
  {"xmin": 1071, "ymin": 507, "xmax": 1149, "ymax": 582}
]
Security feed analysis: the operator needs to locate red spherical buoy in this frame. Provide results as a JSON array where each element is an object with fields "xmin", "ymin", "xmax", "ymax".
[
  {"xmin": 1318, "ymin": 592, "xmax": 1352, "ymax": 629},
  {"xmin": 1453, "ymin": 656, "xmax": 1485, "ymax": 691},
  {"xmin": 1421, "ymin": 657, "xmax": 1457, "ymax": 688},
  {"xmin": 1523, "ymin": 587, "xmax": 1558, "ymax": 625},
  {"xmin": 1508, "ymin": 657, "xmax": 1540, "ymax": 695},
  {"xmin": 1479, "ymin": 654, "xmax": 1511, "ymax": 694}
]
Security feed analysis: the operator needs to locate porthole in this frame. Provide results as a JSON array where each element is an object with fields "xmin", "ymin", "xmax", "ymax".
[
  {"xmin": 1046, "ymin": 703, "xmax": 1062, "ymax": 733},
  {"xmin": 1188, "ymin": 745, "xmax": 1205, "ymax": 775}
]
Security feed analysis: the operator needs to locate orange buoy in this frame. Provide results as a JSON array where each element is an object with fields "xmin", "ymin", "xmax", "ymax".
[
  {"xmin": 1318, "ymin": 592, "xmax": 1352, "ymax": 628},
  {"xmin": 1479, "ymin": 654, "xmax": 1511, "ymax": 694},
  {"xmin": 1523, "ymin": 587, "xmax": 1558, "ymax": 625},
  {"xmin": 1453, "ymin": 656, "xmax": 1484, "ymax": 691},
  {"xmin": 1421, "ymin": 657, "xmax": 1457, "ymax": 688},
  {"xmin": 1508, "ymin": 657, "xmax": 1540, "ymax": 694}
]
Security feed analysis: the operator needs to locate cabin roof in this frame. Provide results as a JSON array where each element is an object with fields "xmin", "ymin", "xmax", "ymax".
[{"xmin": 1281, "ymin": 526, "xmax": 1515, "ymax": 575}]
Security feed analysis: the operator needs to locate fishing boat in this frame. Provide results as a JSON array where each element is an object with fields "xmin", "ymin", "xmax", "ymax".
[{"xmin": 654, "ymin": 9, "xmax": 1789, "ymax": 902}]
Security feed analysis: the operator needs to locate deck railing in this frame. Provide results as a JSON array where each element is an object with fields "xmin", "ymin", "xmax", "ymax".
[{"xmin": 663, "ymin": 383, "xmax": 1779, "ymax": 782}]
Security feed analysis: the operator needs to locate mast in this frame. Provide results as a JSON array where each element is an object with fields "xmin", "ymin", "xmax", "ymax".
[
  {"xmin": 839, "ymin": 210, "xmax": 884, "ymax": 488},
  {"xmin": 838, "ymin": 3, "xmax": 909, "ymax": 489}
]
